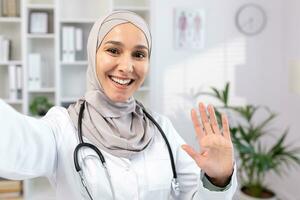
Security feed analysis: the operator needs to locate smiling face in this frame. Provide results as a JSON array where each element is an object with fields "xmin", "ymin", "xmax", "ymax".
[{"xmin": 96, "ymin": 23, "xmax": 149, "ymax": 102}]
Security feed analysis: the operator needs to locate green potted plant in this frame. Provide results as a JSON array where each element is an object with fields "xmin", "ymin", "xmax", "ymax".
[
  {"xmin": 198, "ymin": 83, "xmax": 300, "ymax": 200},
  {"xmin": 29, "ymin": 96, "xmax": 53, "ymax": 116}
]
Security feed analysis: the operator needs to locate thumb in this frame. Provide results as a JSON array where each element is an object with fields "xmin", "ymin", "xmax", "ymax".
[{"xmin": 181, "ymin": 144, "xmax": 205, "ymax": 166}]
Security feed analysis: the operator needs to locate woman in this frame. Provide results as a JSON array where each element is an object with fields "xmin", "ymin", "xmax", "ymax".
[{"xmin": 0, "ymin": 11, "xmax": 237, "ymax": 199}]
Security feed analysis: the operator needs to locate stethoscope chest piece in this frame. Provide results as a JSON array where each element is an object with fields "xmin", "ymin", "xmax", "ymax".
[{"xmin": 171, "ymin": 178, "xmax": 180, "ymax": 196}]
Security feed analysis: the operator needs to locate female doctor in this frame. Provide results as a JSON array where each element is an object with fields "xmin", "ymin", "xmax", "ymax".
[{"xmin": 0, "ymin": 11, "xmax": 237, "ymax": 199}]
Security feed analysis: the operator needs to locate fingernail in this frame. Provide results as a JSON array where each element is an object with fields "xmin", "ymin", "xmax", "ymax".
[
  {"xmin": 222, "ymin": 113, "xmax": 226, "ymax": 119},
  {"xmin": 207, "ymin": 104, "xmax": 212, "ymax": 111},
  {"xmin": 199, "ymin": 102, "xmax": 205, "ymax": 109}
]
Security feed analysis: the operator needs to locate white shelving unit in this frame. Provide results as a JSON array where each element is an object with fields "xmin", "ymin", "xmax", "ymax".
[
  {"xmin": 0, "ymin": 0, "xmax": 151, "ymax": 199},
  {"xmin": 0, "ymin": 60, "xmax": 23, "ymax": 65},
  {"xmin": 27, "ymin": 33, "xmax": 55, "ymax": 38},
  {"xmin": 23, "ymin": 0, "xmax": 56, "ymax": 198},
  {"xmin": 0, "ymin": 16, "xmax": 22, "ymax": 22},
  {"xmin": 0, "ymin": 0, "xmax": 24, "ymax": 113},
  {"xmin": 24, "ymin": 0, "xmax": 56, "ymax": 115}
]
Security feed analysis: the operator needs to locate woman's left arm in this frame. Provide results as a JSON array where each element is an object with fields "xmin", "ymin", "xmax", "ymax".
[
  {"xmin": 167, "ymin": 102, "xmax": 237, "ymax": 199},
  {"xmin": 182, "ymin": 102, "xmax": 234, "ymax": 187}
]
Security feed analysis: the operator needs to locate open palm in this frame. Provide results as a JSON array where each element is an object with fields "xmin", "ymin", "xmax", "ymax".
[{"xmin": 182, "ymin": 103, "xmax": 234, "ymax": 186}]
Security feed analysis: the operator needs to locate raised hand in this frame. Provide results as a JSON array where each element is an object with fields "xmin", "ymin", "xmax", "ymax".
[{"xmin": 182, "ymin": 102, "xmax": 234, "ymax": 187}]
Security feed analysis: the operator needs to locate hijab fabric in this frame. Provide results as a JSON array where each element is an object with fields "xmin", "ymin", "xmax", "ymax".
[{"xmin": 68, "ymin": 10, "xmax": 154, "ymax": 159}]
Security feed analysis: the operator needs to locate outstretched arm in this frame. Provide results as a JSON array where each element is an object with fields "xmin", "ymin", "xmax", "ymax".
[{"xmin": 0, "ymin": 99, "xmax": 57, "ymax": 180}]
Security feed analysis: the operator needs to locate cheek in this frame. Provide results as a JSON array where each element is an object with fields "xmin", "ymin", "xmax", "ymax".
[
  {"xmin": 96, "ymin": 54, "xmax": 113, "ymax": 78},
  {"xmin": 136, "ymin": 62, "xmax": 149, "ymax": 80}
]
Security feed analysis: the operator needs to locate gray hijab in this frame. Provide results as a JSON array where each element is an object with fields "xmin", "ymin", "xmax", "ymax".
[{"xmin": 68, "ymin": 10, "xmax": 154, "ymax": 159}]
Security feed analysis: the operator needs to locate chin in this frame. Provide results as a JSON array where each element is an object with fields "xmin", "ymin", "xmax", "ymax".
[{"xmin": 109, "ymin": 94, "xmax": 131, "ymax": 103}]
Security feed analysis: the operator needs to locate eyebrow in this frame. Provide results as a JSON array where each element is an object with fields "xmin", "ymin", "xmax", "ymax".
[{"xmin": 104, "ymin": 40, "xmax": 149, "ymax": 51}]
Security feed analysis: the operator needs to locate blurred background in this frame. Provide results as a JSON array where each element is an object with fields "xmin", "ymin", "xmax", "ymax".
[{"xmin": 0, "ymin": 0, "xmax": 299, "ymax": 199}]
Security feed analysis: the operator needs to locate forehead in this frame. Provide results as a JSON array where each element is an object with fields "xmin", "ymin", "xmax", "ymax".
[{"xmin": 101, "ymin": 23, "xmax": 148, "ymax": 47}]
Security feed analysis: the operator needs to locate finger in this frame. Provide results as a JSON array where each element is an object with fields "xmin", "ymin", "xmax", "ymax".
[
  {"xmin": 181, "ymin": 144, "xmax": 205, "ymax": 166},
  {"xmin": 208, "ymin": 104, "xmax": 221, "ymax": 135},
  {"xmin": 191, "ymin": 109, "xmax": 205, "ymax": 141},
  {"xmin": 222, "ymin": 113, "xmax": 231, "ymax": 140},
  {"xmin": 199, "ymin": 103, "xmax": 213, "ymax": 134},
  {"xmin": 199, "ymin": 102, "xmax": 209, "ymax": 122}
]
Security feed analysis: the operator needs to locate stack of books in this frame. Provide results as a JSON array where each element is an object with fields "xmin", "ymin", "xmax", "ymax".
[
  {"xmin": 1, "ymin": 0, "xmax": 20, "ymax": 17},
  {"xmin": 0, "ymin": 178, "xmax": 22, "ymax": 199}
]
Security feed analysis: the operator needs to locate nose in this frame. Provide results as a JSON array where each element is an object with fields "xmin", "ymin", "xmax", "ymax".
[{"xmin": 118, "ymin": 54, "xmax": 133, "ymax": 73}]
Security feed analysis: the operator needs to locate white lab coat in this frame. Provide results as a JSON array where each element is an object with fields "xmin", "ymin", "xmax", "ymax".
[{"xmin": 0, "ymin": 100, "xmax": 237, "ymax": 200}]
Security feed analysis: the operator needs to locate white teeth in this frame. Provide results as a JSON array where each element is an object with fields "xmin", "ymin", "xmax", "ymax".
[{"xmin": 110, "ymin": 76, "xmax": 131, "ymax": 85}]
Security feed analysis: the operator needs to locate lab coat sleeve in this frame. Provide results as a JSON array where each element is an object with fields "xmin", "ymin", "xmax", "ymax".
[
  {"xmin": 0, "ymin": 99, "xmax": 57, "ymax": 180},
  {"xmin": 163, "ymin": 117, "xmax": 238, "ymax": 200}
]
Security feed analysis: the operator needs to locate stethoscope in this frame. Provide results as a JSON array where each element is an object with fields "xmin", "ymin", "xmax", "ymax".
[{"xmin": 73, "ymin": 100, "xmax": 180, "ymax": 200}]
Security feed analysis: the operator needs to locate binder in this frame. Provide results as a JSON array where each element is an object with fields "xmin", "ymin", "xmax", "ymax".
[
  {"xmin": 62, "ymin": 26, "xmax": 69, "ymax": 62},
  {"xmin": 1, "ymin": 0, "xmax": 8, "ymax": 16},
  {"xmin": 16, "ymin": 65, "xmax": 22, "ymax": 99},
  {"xmin": 8, "ymin": 64, "xmax": 17, "ymax": 100},
  {"xmin": 28, "ymin": 54, "xmax": 41, "ymax": 90},
  {"xmin": 2, "ymin": 39, "xmax": 10, "ymax": 62},
  {"xmin": 68, "ymin": 26, "xmax": 75, "ymax": 62},
  {"xmin": 0, "ymin": 35, "xmax": 3, "ymax": 61},
  {"xmin": 62, "ymin": 26, "xmax": 85, "ymax": 62},
  {"xmin": 75, "ymin": 28, "xmax": 83, "ymax": 51},
  {"xmin": 0, "ymin": 37, "xmax": 10, "ymax": 62}
]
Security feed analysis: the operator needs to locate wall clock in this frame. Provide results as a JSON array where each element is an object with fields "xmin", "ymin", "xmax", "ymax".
[{"xmin": 235, "ymin": 3, "xmax": 267, "ymax": 36}]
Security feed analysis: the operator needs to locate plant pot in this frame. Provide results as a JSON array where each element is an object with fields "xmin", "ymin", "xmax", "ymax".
[{"xmin": 238, "ymin": 188, "xmax": 276, "ymax": 200}]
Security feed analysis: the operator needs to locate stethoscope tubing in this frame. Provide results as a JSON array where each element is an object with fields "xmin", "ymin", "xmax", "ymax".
[
  {"xmin": 142, "ymin": 106, "xmax": 177, "ymax": 179},
  {"xmin": 73, "ymin": 100, "xmax": 179, "ymax": 199}
]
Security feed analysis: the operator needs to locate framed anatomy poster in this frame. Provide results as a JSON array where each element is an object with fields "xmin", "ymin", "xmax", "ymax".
[{"xmin": 174, "ymin": 8, "xmax": 205, "ymax": 49}]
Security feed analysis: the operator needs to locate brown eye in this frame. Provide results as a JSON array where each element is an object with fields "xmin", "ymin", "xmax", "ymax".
[
  {"xmin": 107, "ymin": 48, "xmax": 119, "ymax": 55},
  {"xmin": 133, "ymin": 51, "xmax": 146, "ymax": 59}
]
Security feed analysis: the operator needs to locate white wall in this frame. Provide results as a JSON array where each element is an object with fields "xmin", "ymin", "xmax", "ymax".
[{"xmin": 150, "ymin": 0, "xmax": 300, "ymax": 199}]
